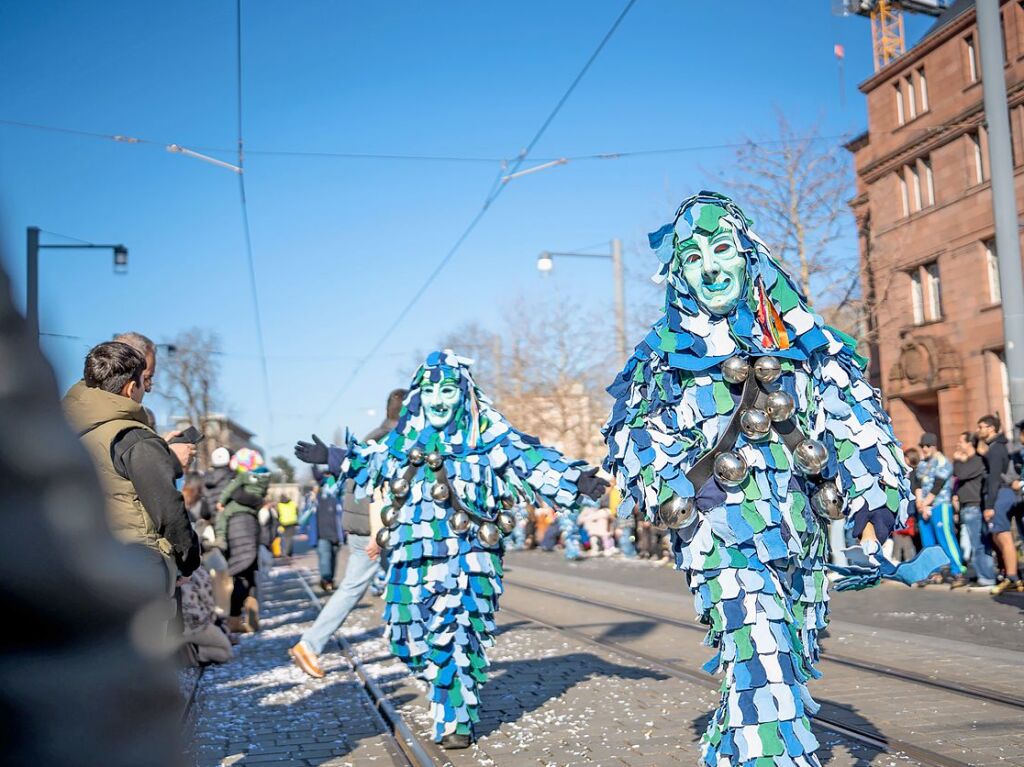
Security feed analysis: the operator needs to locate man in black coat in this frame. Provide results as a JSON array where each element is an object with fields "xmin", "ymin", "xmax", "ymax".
[{"xmin": 978, "ymin": 414, "xmax": 1022, "ymax": 594}]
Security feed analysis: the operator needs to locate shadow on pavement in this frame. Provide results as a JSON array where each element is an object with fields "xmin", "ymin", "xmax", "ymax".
[{"xmin": 474, "ymin": 651, "xmax": 670, "ymax": 739}]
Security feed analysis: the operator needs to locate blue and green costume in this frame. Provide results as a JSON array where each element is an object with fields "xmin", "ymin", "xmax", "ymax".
[
  {"xmin": 603, "ymin": 192, "xmax": 924, "ymax": 767},
  {"xmin": 326, "ymin": 350, "xmax": 599, "ymax": 741}
]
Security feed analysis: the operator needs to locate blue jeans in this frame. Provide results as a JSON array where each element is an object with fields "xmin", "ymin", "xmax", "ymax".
[
  {"xmin": 317, "ymin": 538, "xmax": 340, "ymax": 584},
  {"xmin": 302, "ymin": 534, "xmax": 380, "ymax": 655},
  {"xmin": 960, "ymin": 504, "xmax": 996, "ymax": 584}
]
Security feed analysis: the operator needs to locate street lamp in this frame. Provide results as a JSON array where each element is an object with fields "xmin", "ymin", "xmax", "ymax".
[
  {"xmin": 535, "ymin": 238, "xmax": 627, "ymax": 363},
  {"xmin": 26, "ymin": 226, "xmax": 129, "ymax": 337}
]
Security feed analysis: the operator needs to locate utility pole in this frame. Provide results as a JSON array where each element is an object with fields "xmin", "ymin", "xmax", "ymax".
[
  {"xmin": 977, "ymin": 1, "xmax": 1024, "ymax": 430},
  {"xmin": 611, "ymin": 238, "xmax": 627, "ymax": 364},
  {"xmin": 26, "ymin": 226, "xmax": 39, "ymax": 338}
]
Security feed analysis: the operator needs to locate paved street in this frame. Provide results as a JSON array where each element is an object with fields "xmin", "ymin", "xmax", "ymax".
[{"xmin": 185, "ymin": 546, "xmax": 1024, "ymax": 766}]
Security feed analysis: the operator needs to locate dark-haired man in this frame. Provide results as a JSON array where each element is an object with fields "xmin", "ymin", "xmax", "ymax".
[
  {"xmin": 63, "ymin": 342, "xmax": 200, "ymax": 611},
  {"xmin": 977, "ymin": 414, "xmax": 1022, "ymax": 594}
]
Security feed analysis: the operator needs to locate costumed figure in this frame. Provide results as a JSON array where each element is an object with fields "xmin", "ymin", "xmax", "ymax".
[
  {"xmin": 603, "ymin": 192, "xmax": 947, "ymax": 767},
  {"xmin": 295, "ymin": 350, "xmax": 607, "ymax": 748}
]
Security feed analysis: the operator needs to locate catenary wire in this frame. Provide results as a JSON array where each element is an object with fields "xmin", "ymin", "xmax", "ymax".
[{"xmin": 313, "ymin": 0, "xmax": 639, "ymax": 427}]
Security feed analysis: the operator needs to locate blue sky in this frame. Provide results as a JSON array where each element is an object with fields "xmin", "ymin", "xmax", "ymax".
[{"xmin": 0, "ymin": 1, "xmax": 936, "ymax": 455}]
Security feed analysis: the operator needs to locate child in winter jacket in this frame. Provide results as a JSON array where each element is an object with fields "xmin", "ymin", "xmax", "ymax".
[{"xmin": 213, "ymin": 468, "xmax": 271, "ymax": 551}]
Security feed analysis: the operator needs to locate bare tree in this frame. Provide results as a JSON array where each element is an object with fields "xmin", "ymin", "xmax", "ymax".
[
  {"xmin": 717, "ymin": 112, "xmax": 856, "ymax": 308},
  {"xmin": 271, "ymin": 455, "xmax": 296, "ymax": 484},
  {"xmin": 158, "ymin": 328, "xmax": 221, "ymax": 470}
]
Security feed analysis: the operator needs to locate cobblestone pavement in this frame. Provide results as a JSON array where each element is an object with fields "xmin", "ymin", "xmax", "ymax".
[
  {"xmin": 188, "ymin": 546, "xmax": 1020, "ymax": 767},
  {"xmin": 187, "ymin": 556, "xmax": 405, "ymax": 767}
]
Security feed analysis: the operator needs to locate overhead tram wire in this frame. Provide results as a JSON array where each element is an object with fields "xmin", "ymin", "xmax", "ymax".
[
  {"xmin": 314, "ymin": 0, "xmax": 639, "ymax": 427},
  {"xmin": 235, "ymin": 0, "xmax": 275, "ymax": 444},
  {"xmin": 0, "ymin": 117, "xmax": 852, "ymax": 166}
]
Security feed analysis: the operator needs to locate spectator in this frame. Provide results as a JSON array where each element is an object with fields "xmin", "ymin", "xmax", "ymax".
[
  {"xmin": 113, "ymin": 331, "xmax": 158, "ymax": 428},
  {"xmin": 215, "ymin": 448, "xmax": 271, "ymax": 632},
  {"xmin": 914, "ymin": 432, "xmax": 965, "ymax": 586},
  {"xmin": 978, "ymin": 415, "xmax": 1022, "ymax": 594},
  {"xmin": 277, "ymin": 494, "xmax": 299, "ymax": 558},
  {"xmin": 953, "ymin": 431, "xmax": 996, "ymax": 587},
  {"xmin": 289, "ymin": 388, "xmax": 407, "ymax": 679},
  {"xmin": 203, "ymin": 446, "xmax": 233, "ymax": 510},
  {"xmin": 578, "ymin": 504, "xmax": 616, "ymax": 556},
  {"xmin": 315, "ymin": 472, "xmax": 342, "ymax": 591},
  {"xmin": 180, "ymin": 567, "xmax": 232, "ymax": 665},
  {"xmin": 62, "ymin": 342, "xmax": 201, "ymax": 641}
]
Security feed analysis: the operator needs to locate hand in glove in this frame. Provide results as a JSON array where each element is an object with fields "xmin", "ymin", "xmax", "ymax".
[
  {"xmin": 577, "ymin": 467, "xmax": 610, "ymax": 501},
  {"xmin": 295, "ymin": 434, "xmax": 328, "ymax": 465}
]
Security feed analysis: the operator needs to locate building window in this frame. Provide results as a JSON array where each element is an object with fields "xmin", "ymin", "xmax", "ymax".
[
  {"xmin": 894, "ymin": 82, "xmax": 905, "ymax": 126},
  {"xmin": 985, "ymin": 239, "xmax": 1001, "ymax": 303},
  {"xmin": 905, "ymin": 74, "xmax": 917, "ymax": 119},
  {"xmin": 909, "ymin": 261, "xmax": 942, "ymax": 325},
  {"xmin": 898, "ymin": 171, "xmax": 910, "ymax": 217},
  {"xmin": 910, "ymin": 270, "xmax": 924, "ymax": 324},
  {"xmin": 965, "ymin": 34, "xmax": 979, "ymax": 83},
  {"xmin": 922, "ymin": 157, "xmax": 935, "ymax": 207},
  {"xmin": 908, "ymin": 163, "xmax": 923, "ymax": 211},
  {"xmin": 917, "ymin": 66, "xmax": 929, "ymax": 112},
  {"xmin": 969, "ymin": 129, "xmax": 987, "ymax": 184},
  {"xmin": 925, "ymin": 262, "xmax": 942, "ymax": 320}
]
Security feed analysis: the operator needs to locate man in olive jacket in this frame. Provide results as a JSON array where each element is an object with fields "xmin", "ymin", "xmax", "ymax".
[{"xmin": 63, "ymin": 342, "xmax": 200, "ymax": 601}]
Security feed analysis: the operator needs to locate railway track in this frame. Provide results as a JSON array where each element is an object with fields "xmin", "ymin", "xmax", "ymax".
[
  {"xmin": 503, "ymin": 576, "xmax": 1024, "ymax": 712},
  {"xmin": 291, "ymin": 570, "xmax": 445, "ymax": 767}
]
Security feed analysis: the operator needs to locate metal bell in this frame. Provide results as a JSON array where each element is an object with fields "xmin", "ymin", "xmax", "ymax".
[
  {"xmin": 449, "ymin": 510, "xmax": 471, "ymax": 533},
  {"xmin": 380, "ymin": 505, "xmax": 399, "ymax": 529},
  {"xmin": 753, "ymin": 356, "xmax": 782, "ymax": 384},
  {"xmin": 478, "ymin": 522, "xmax": 501, "ymax": 547},
  {"xmin": 408, "ymin": 447, "xmax": 425, "ymax": 466},
  {"xmin": 811, "ymin": 483, "xmax": 845, "ymax": 520},
  {"xmin": 496, "ymin": 510, "xmax": 516, "ymax": 534},
  {"xmin": 657, "ymin": 495, "xmax": 695, "ymax": 529},
  {"xmin": 714, "ymin": 451, "xmax": 749, "ymax": 487},
  {"xmin": 794, "ymin": 439, "xmax": 828, "ymax": 475},
  {"xmin": 390, "ymin": 477, "xmax": 410, "ymax": 499},
  {"xmin": 431, "ymin": 483, "xmax": 450, "ymax": 503},
  {"xmin": 765, "ymin": 390, "xmax": 796, "ymax": 422},
  {"xmin": 426, "ymin": 451, "xmax": 444, "ymax": 470},
  {"xmin": 739, "ymin": 409, "xmax": 771, "ymax": 440},
  {"xmin": 721, "ymin": 356, "xmax": 750, "ymax": 385},
  {"xmin": 375, "ymin": 527, "xmax": 391, "ymax": 549}
]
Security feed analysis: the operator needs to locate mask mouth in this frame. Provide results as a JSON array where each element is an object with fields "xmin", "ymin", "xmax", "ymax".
[
  {"xmin": 427, "ymin": 403, "xmax": 451, "ymax": 421},
  {"xmin": 701, "ymin": 276, "xmax": 732, "ymax": 294}
]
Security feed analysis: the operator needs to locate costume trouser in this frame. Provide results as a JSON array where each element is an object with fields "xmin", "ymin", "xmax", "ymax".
[
  {"xmin": 918, "ymin": 502, "xmax": 964, "ymax": 575},
  {"xmin": 959, "ymin": 504, "xmax": 995, "ymax": 584},
  {"xmin": 692, "ymin": 544, "xmax": 823, "ymax": 767},
  {"xmin": 385, "ymin": 549, "xmax": 500, "ymax": 742},
  {"xmin": 317, "ymin": 538, "xmax": 341, "ymax": 584},
  {"xmin": 302, "ymin": 534, "xmax": 378, "ymax": 654}
]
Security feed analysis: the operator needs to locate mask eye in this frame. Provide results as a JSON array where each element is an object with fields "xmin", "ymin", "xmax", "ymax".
[
  {"xmin": 684, "ymin": 252, "xmax": 701, "ymax": 264},
  {"xmin": 714, "ymin": 242, "xmax": 731, "ymax": 254}
]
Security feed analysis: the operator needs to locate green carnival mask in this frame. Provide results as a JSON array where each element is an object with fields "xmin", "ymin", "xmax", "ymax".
[
  {"xmin": 675, "ymin": 204, "xmax": 747, "ymax": 316},
  {"xmin": 420, "ymin": 375, "xmax": 464, "ymax": 428}
]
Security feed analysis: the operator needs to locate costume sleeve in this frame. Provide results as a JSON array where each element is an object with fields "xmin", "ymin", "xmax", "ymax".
[
  {"xmin": 810, "ymin": 334, "xmax": 912, "ymax": 543},
  {"xmin": 603, "ymin": 354, "xmax": 704, "ymax": 522},
  {"xmin": 499, "ymin": 432, "xmax": 590, "ymax": 512},
  {"xmin": 326, "ymin": 437, "xmax": 391, "ymax": 496}
]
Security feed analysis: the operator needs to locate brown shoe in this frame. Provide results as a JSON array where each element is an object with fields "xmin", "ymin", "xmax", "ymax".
[
  {"xmin": 243, "ymin": 596, "xmax": 260, "ymax": 632},
  {"xmin": 227, "ymin": 616, "xmax": 254, "ymax": 634},
  {"xmin": 289, "ymin": 641, "xmax": 325, "ymax": 679}
]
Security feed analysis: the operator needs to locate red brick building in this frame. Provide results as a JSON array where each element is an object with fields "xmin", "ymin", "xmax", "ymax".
[{"xmin": 847, "ymin": 0, "xmax": 1024, "ymax": 451}]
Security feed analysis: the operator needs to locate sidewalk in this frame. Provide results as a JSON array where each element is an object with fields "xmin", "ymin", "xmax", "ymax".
[{"xmin": 187, "ymin": 557, "xmax": 404, "ymax": 767}]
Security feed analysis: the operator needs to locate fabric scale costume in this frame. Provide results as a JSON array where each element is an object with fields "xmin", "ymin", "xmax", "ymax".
[
  {"xmin": 603, "ymin": 192, "xmax": 943, "ymax": 767},
  {"xmin": 301, "ymin": 350, "xmax": 606, "ymax": 747}
]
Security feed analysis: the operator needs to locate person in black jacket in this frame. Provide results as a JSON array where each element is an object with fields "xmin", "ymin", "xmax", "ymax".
[
  {"xmin": 953, "ymin": 431, "xmax": 995, "ymax": 587},
  {"xmin": 977, "ymin": 414, "xmax": 1022, "ymax": 594},
  {"xmin": 289, "ymin": 387, "xmax": 407, "ymax": 678},
  {"xmin": 312, "ymin": 469, "xmax": 342, "ymax": 591}
]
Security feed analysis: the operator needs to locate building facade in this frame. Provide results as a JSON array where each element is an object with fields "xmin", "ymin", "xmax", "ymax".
[{"xmin": 848, "ymin": 0, "xmax": 1024, "ymax": 451}]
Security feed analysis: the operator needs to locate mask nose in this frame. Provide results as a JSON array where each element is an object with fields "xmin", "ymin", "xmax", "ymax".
[{"xmin": 701, "ymin": 249, "xmax": 719, "ymax": 280}]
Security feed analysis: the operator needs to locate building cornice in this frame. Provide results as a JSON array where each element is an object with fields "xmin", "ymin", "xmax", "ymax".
[{"xmin": 858, "ymin": 5, "xmax": 977, "ymax": 93}]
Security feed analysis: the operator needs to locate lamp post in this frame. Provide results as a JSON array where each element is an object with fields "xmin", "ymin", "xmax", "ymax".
[
  {"xmin": 26, "ymin": 226, "xmax": 128, "ymax": 337},
  {"xmin": 536, "ymin": 238, "xmax": 626, "ymax": 363}
]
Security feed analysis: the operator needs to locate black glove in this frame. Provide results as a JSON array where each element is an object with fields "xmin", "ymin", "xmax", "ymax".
[
  {"xmin": 577, "ymin": 466, "xmax": 610, "ymax": 501},
  {"xmin": 295, "ymin": 434, "xmax": 328, "ymax": 465}
]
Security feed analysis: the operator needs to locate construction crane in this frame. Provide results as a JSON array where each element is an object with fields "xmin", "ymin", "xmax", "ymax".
[{"xmin": 838, "ymin": 0, "xmax": 949, "ymax": 71}]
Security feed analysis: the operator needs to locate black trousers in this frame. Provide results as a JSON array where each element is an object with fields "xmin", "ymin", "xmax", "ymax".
[{"xmin": 230, "ymin": 564, "xmax": 257, "ymax": 617}]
